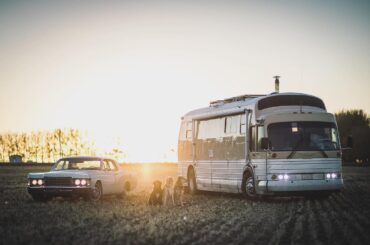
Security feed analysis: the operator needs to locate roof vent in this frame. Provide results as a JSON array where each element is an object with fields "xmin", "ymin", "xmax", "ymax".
[{"xmin": 210, "ymin": 94, "xmax": 265, "ymax": 107}]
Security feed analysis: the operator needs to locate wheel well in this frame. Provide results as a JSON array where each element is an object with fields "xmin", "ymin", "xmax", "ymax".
[{"xmin": 243, "ymin": 167, "xmax": 253, "ymax": 178}]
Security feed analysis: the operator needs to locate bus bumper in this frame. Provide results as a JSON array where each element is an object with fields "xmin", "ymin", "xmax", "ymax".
[{"xmin": 257, "ymin": 179, "xmax": 343, "ymax": 193}]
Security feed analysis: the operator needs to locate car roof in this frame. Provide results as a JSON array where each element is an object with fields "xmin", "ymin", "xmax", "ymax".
[{"xmin": 57, "ymin": 156, "xmax": 116, "ymax": 162}]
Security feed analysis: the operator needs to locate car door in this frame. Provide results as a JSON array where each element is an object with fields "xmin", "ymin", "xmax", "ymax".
[
  {"xmin": 101, "ymin": 159, "xmax": 116, "ymax": 194},
  {"xmin": 107, "ymin": 159, "xmax": 122, "ymax": 194}
]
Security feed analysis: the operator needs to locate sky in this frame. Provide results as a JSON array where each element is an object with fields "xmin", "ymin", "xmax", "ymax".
[{"xmin": 0, "ymin": 0, "xmax": 369, "ymax": 162}]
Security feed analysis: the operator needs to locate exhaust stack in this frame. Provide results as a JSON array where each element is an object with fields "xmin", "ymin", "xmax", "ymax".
[{"xmin": 273, "ymin": 75, "xmax": 280, "ymax": 93}]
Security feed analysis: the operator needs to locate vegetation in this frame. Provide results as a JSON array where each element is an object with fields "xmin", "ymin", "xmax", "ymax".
[
  {"xmin": 1, "ymin": 165, "xmax": 370, "ymax": 244},
  {"xmin": 335, "ymin": 110, "xmax": 370, "ymax": 163},
  {"xmin": 0, "ymin": 128, "xmax": 97, "ymax": 163}
]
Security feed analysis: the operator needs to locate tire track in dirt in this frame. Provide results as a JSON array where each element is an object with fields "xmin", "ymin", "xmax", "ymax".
[
  {"xmin": 321, "ymin": 198, "xmax": 358, "ymax": 245},
  {"xmin": 267, "ymin": 199, "xmax": 299, "ymax": 245},
  {"xmin": 311, "ymin": 199, "xmax": 332, "ymax": 244},
  {"xmin": 180, "ymin": 196, "xmax": 248, "ymax": 245},
  {"xmin": 305, "ymin": 200, "xmax": 325, "ymax": 245},
  {"xmin": 287, "ymin": 199, "xmax": 308, "ymax": 244},
  {"xmin": 333, "ymin": 191, "xmax": 370, "ymax": 228},
  {"xmin": 246, "ymin": 201, "xmax": 289, "ymax": 245},
  {"xmin": 326, "ymin": 194, "xmax": 370, "ymax": 244}
]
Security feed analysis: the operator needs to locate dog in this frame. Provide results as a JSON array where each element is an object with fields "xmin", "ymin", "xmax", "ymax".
[
  {"xmin": 148, "ymin": 180, "xmax": 163, "ymax": 206},
  {"xmin": 162, "ymin": 177, "xmax": 175, "ymax": 206},
  {"xmin": 174, "ymin": 177, "xmax": 186, "ymax": 206}
]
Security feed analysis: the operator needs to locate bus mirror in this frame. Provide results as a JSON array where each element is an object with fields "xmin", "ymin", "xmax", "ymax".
[
  {"xmin": 347, "ymin": 136, "xmax": 353, "ymax": 148},
  {"xmin": 260, "ymin": 137, "xmax": 269, "ymax": 150}
]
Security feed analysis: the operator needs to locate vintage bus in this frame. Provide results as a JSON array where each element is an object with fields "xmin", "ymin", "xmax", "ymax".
[{"xmin": 178, "ymin": 91, "xmax": 345, "ymax": 198}]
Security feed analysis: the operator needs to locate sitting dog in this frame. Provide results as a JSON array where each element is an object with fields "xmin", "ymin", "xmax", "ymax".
[
  {"xmin": 162, "ymin": 177, "xmax": 175, "ymax": 206},
  {"xmin": 148, "ymin": 180, "xmax": 163, "ymax": 206},
  {"xmin": 174, "ymin": 177, "xmax": 186, "ymax": 206}
]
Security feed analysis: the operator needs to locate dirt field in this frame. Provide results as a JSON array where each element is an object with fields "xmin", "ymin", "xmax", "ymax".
[{"xmin": 0, "ymin": 164, "xmax": 370, "ymax": 245}]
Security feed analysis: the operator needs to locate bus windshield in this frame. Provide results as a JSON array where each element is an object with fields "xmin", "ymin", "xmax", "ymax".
[{"xmin": 268, "ymin": 122, "xmax": 340, "ymax": 151}]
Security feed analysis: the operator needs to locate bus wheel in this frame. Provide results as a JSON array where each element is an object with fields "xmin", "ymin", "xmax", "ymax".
[
  {"xmin": 188, "ymin": 169, "xmax": 197, "ymax": 195},
  {"xmin": 242, "ymin": 172, "xmax": 257, "ymax": 200}
]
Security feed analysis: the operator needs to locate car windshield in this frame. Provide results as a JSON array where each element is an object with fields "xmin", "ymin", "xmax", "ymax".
[
  {"xmin": 53, "ymin": 159, "xmax": 101, "ymax": 171},
  {"xmin": 268, "ymin": 122, "xmax": 340, "ymax": 151}
]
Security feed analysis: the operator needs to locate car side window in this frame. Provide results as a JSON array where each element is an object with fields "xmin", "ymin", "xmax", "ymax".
[
  {"xmin": 54, "ymin": 160, "xmax": 65, "ymax": 170},
  {"xmin": 108, "ymin": 160, "xmax": 118, "ymax": 171},
  {"xmin": 103, "ymin": 160, "xmax": 111, "ymax": 170}
]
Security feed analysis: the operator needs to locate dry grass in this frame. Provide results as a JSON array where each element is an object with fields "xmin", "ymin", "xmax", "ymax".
[{"xmin": 0, "ymin": 164, "xmax": 370, "ymax": 244}]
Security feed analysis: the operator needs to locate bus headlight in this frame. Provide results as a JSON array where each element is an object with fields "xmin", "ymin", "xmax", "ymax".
[
  {"xmin": 326, "ymin": 173, "xmax": 340, "ymax": 179},
  {"xmin": 276, "ymin": 174, "xmax": 289, "ymax": 180}
]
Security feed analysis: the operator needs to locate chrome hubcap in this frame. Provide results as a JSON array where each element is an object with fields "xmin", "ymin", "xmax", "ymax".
[{"xmin": 246, "ymin": 177, "xmax": 255, "ymax": 195}]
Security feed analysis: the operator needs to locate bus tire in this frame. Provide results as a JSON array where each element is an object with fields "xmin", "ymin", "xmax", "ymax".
[
  {"xmin": 188, "ymin": 168, "xmax": 197, "ymax": 195},
  {"xmin": 242, "ymin": 170, "xmax": 257, "ymax": 200}
]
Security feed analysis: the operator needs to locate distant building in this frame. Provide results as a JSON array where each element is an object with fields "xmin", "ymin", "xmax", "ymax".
[{"xmin": 9, "ymin": 155, "xmax": 22, "ymax": 163}]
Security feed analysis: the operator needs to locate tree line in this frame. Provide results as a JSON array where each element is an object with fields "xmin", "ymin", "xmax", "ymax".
[
  {"xmin": 335, "ymin": 109, "xmax": 370, "ymax": 163},
  {"xmin": 0, "ymin": 128, "xmax": 97, "ymax": 163}
]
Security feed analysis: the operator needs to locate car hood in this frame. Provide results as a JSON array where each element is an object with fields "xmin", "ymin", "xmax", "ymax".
[{"xmin": 28, "ymin": 170, "xmax": 92, "ymax": 179}]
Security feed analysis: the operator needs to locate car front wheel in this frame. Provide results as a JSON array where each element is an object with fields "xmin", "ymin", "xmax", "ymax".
[{"xmin": 88, "ymin": 182, "xmax": 102, "ymax": 202}]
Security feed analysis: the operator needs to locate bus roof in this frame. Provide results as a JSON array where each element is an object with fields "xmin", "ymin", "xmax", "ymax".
[{"xmin": 182, "ymin": 92, "xmax": 326, "ymax": 121}]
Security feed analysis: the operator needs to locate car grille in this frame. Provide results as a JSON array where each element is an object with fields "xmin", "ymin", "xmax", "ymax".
[{"xmin": 44, "ymin": 177, "xmax": 72, "ymax": 187}]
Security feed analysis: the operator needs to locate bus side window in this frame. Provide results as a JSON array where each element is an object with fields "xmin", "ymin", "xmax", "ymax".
[
  {"xmin": 240, "ymin": 115, "xmax": 246, "ymax": 134},
  {"xmin": 186, "ymin": 122, "xmax": 192, "ymax": 140},
  {"xmin": 249, "ymin": 126, "xmax": 256, "ymax": 152},
  {"xmin": 179, "ymin": 121, "xmax": 187, "ymax": 140}
]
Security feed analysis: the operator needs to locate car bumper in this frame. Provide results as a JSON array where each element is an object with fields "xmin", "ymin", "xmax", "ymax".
[
  {"xmin": 257, "ymin": 179, "xmax": 344, "ymax": 193},
  {"xmin": 28, "ymin": 187, "xmax": 92, "ymax": 197}
]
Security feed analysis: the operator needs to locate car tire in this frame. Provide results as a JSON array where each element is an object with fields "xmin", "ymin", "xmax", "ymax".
[
  {"xmin": 88, "ymin": 181, "xmax": 103, "ymax": 202},
  {"xmin": 188, "ymin": 168, "xmax": 197, "ymax": 195},
  {"xmin": 242, "ymin": 171, "xmax": 257, "ymax": 200}
]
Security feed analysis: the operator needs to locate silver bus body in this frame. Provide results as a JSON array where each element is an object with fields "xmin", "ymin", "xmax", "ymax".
[{"xmin": 178, "ymin": 92, "xmax": 343, "ymax": 195}]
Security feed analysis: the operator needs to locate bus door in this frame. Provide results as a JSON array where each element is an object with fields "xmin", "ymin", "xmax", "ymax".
[{"xmin": 249, "ymin": 125, "xmax": 267, "ymax": 186}]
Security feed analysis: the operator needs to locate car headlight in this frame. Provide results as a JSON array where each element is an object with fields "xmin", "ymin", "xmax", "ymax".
[
  {"xmin": 80, "ymin": 179, "xmax": 87, "ymax": 186},
  {"xmin": 32, "ymin": 179, "xmax": 37, "ymax": 185},
  {"xmin": 74, "ymin": 179, "xmax": 89, "ymax": 186},
  {"xmin": 37, "ymin": 179, "xmax": 43, "ymax": 185}
]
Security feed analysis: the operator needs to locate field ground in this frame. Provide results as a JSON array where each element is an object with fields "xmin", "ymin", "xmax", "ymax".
[{"xmin": 1, "ymin": 164, "xmax": 370, "ymax": 245}]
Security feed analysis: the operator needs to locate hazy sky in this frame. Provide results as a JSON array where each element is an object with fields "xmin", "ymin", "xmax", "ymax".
[{"xmin": 0, "ymin": 0, "xmax": 369, "ymax": 161}]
